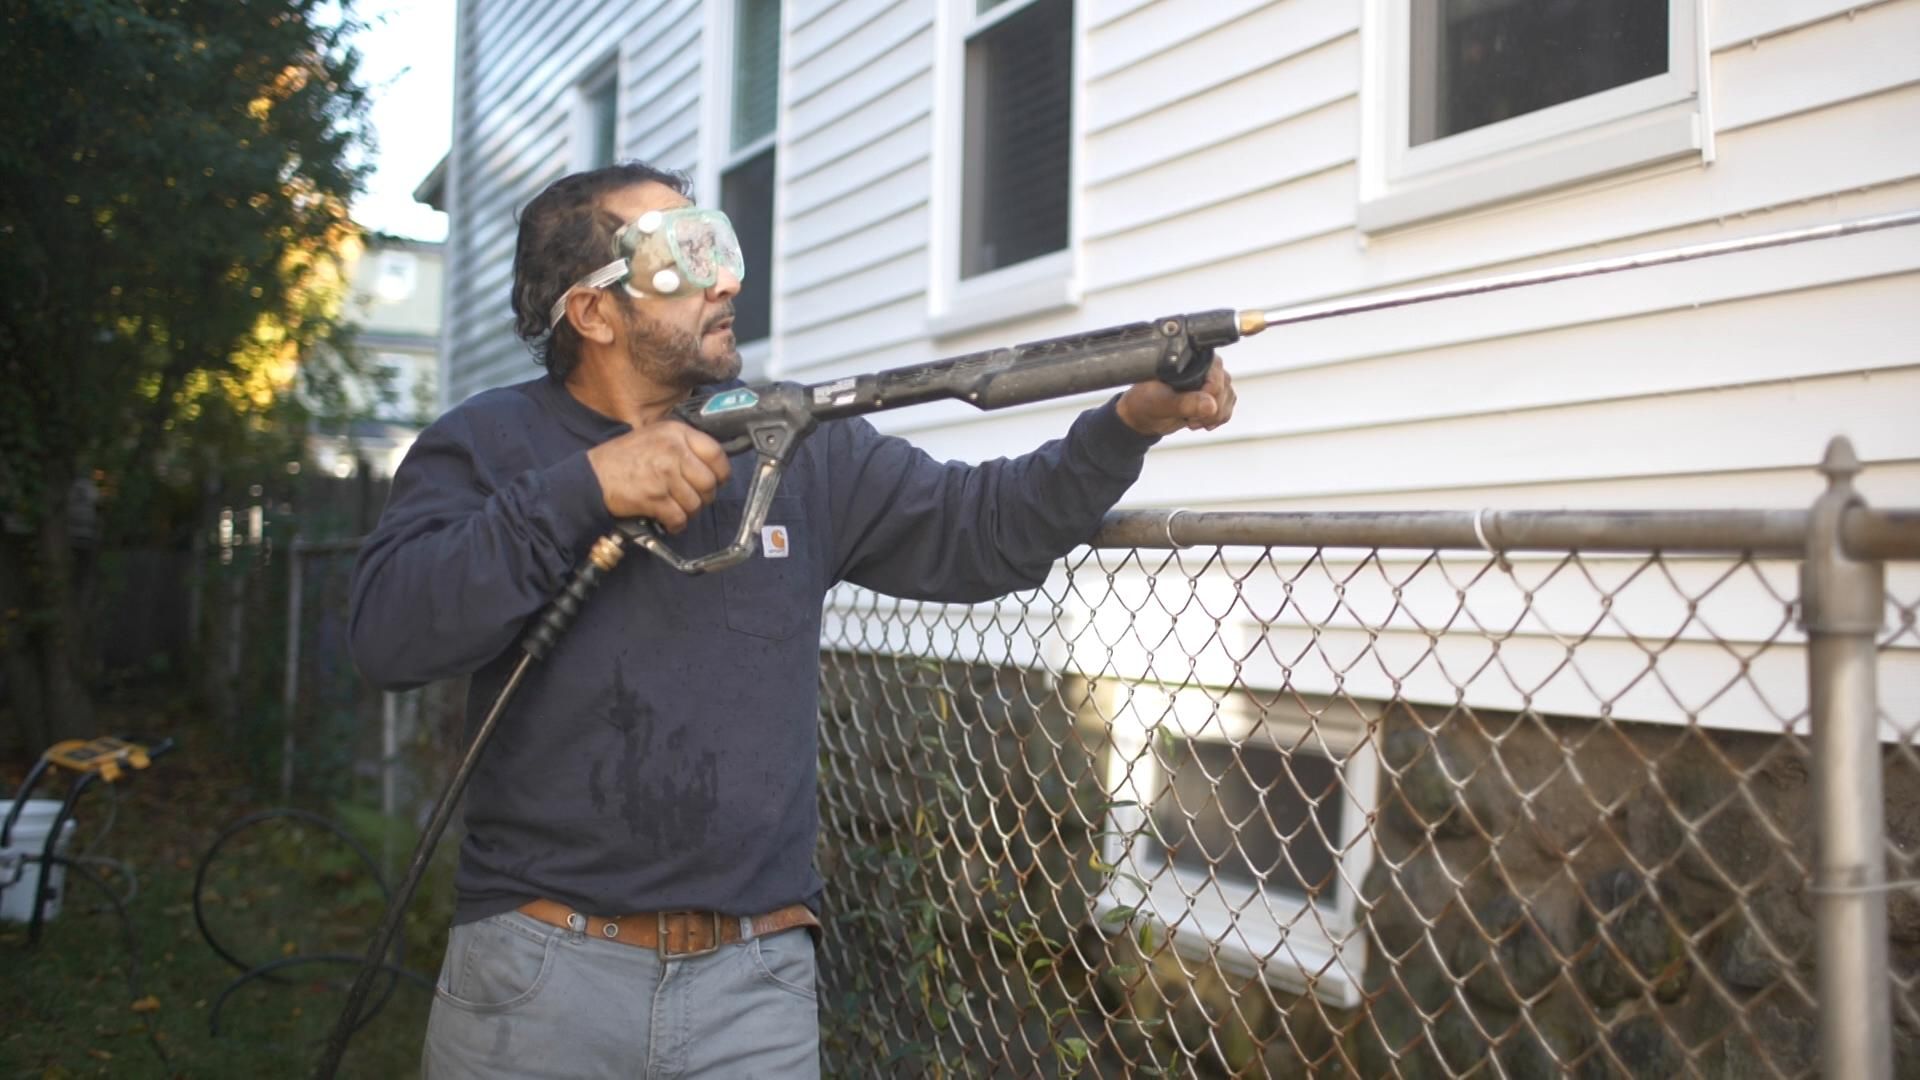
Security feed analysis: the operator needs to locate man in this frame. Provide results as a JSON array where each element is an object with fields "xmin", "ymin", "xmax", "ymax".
[{"xmin": 348, "ymin": 160, "xmax": 1235, "ymax": 1078}]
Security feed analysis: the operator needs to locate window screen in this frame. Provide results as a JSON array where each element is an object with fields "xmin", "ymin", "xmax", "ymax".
[
  {"xmin": 724, "ymin": 0, "xmax": 779, "ymax": 344},
  {"xmin": 721, "ymin": 147, "xmax": 775, "ymax": 344},
  {"xmin": 588, "ymin": 79, "xmax": 617, "ymax": 168},
  {"xmin": 1410, "ymin": 0, "xmax": 1668, "ymax": 146},
  {"xmin": 1151, "ymin": 738, "xmax": 1345, "ymax": 899},
  {"xmin": 961, "ymin": 0, "xmax": 1071, "ymax": 279},
  {"xmin": 732, "ymin": 0, "xmax": 781, "ymax": 151}
]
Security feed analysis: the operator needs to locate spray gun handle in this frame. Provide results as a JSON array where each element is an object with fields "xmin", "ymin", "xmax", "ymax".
[
  {"xmin": 617, "ymin": 455, "xmax": 786, "ymax": 576},
  {"xmin": 609, "ymin": 392, "xmax": 814, "ymax": 577}
]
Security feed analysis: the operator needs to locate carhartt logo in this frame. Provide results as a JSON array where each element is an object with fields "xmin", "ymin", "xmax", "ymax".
[{"xmin": 762, "ymin": 525, "xmax": 789, "ymax": 558}]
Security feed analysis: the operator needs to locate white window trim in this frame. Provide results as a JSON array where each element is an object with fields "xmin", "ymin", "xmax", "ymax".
[
  {"xmin": 927, "ymin": 0, "xmax": 1083, "ymax": 339},
  {"xmin": 700, "ymin": 0, "xmax": 785, "ymax": 375},
  {"xmin": 1092, "ymin": 684, "xmax": 1379, "ymax": 1009},
  {"xmin": 569, "ymin": 54, "xmax": 621, "ymax": 174},
  {"xmin": 1359, "ymin": 0, "xmax": 1712, "ymax": 233}
]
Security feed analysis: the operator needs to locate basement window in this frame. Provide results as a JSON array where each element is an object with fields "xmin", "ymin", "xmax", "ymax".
[{"xmin": 1094, "ymin": 686, "xmax": 1379, "ymax": 1008}]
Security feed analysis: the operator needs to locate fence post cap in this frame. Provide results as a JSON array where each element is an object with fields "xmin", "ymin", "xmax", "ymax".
[{"xmin": 1819, "ymin": 436, "xmax": 1863, "ymax": 482}]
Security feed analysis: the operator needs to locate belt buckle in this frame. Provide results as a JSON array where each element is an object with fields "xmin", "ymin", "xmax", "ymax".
[{"xmin": 657, "ymin": 911, "xmax": 723, "ymax": 959}]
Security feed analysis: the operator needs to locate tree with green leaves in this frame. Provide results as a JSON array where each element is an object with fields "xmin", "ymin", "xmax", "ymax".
[{"xmin": 0, "ymin": 0, "xmax": 373, "ymax": 752}]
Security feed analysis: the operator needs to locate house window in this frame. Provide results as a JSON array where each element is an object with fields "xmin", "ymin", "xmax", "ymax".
[
  {"xmin": 1360, "ymin": 0, "xmax": 1705, "ymax": 232},
  {"xmin": 930, "ymin": 0, "xmax": 1079, "ymax": 336},
  {"xmin": 589, "ymin": 84, "xmax": 617, "ymax": 168},
  {"xmin": 1410, "ymin": 0, "xmax": 1669, "ymax": 146},
  {"xmin": 716, "ymin": 0, "xmax": 780, "ymax": 351},
  {"xmin": 372, "ymin": 351, "xmax": 434, "ymax": 424},
  {"xmin": 374, "ymin": 252, "xmax": 418, "ymax": 303},
  {"xmin": 376, "ymin": 355, "xmax": 407, "ymax": 415},
  {"xmin": 730, "ymin": 0, "xmax": 780, "ymax": 150},
  {"xmin": 1096, "ymin": 686, "xmax": 1378, "ymax": 1007},
  {"xmin": 961, "ymin": 0, "xmax": 1071, "ymax": 279},
  {"xmin": 572, "ymin": 60, "xmax": 619, "ymax": 172}
]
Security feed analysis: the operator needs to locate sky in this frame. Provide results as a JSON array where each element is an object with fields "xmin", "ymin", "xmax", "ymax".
[{"xmin": 345, "ymin": 0, "xmax": 458, "ymax": 242}]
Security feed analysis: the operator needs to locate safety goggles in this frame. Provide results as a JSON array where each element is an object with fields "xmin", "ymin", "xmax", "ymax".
[{"xmin": 548, "ymin": 207, "xmax": 746, "ymax": 330}]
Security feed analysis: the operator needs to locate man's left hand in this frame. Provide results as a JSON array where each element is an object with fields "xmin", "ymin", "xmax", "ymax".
[{"xmin": 1115, "ymin": 357, "xmax": 1237, "ymax": 437}]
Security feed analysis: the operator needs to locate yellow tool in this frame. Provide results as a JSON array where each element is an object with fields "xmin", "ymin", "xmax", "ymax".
[
  {"xmin": 4, "ymin": 733, "xmax": 173, "ymax": 944},
  {"xmin": 43, "ymin": 736, "xmax": 155, "ymax": 784}
]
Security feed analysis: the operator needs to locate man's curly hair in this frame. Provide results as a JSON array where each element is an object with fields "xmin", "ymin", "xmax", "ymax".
[{"xmin": 509, "ymin": 161, "xmax": 692, "ymax": 383}]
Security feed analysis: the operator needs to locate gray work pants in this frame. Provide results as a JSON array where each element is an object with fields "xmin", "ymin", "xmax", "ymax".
[{"xmin": 422, "ymin": 910, "xmax": 821, "ymax": 1078}]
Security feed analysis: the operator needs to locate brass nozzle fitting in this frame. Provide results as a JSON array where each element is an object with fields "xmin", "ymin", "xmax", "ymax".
[
  {"xmin": 588, "ymin": 534, "xmax": 626, "ymax": 572},
  {"xmin": 1237, "ymin": 310, "xmax": 1268, "ymax": 338}
]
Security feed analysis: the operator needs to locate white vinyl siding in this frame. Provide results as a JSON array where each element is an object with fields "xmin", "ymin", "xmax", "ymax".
[
  {"xmin": 442, "ymin": 0, "xmax": 1920, "ymax": 728},
  {"xmin": 440, "ymin": 0, "xmax": 1918, "ymax": 1005},
  {"xmin": 777, "ymin": 0, "xmax": 938, "ymax": 378},
  {"xmin": 849, "ymin": 0, "xmax": 1919, "ymax": 740},
  {"xmin": 444, "ymin": 0, "xmax": 707, "ymax": 403}
]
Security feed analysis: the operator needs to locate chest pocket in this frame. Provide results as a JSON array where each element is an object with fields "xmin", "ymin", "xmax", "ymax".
[{"xmin": 713, "ymin": 495, "xmax": 810, "ymax": 640}]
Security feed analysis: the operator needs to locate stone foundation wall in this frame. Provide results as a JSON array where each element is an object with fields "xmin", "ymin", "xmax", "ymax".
[
  {"xmin": 1108, "ymin": 702, "xmax": 1920, "ymax": 1077},
  {"xmin": 814, "ymin": 654, "xmax": 1919, "ymax": 1076}
]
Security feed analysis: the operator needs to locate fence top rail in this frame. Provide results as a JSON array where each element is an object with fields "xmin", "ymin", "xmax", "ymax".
[
  {"xmin": 290, "ymin": 509, "xmax": 1920, "ymax": 560},
  {"xmin": 1094, "ymin": 507, "xmax": 1920, "ymax": 559}
]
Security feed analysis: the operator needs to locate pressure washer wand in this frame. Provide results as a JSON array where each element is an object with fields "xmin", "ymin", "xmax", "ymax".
[{"xmin": 615, "ymin": 307, "xmax": 1255, "ymax": 576}]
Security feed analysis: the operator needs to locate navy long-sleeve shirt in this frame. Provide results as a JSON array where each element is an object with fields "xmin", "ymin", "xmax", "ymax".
[{"xmin": 349, "ymin": 374, "xmax": 1157, "ymax": 924}]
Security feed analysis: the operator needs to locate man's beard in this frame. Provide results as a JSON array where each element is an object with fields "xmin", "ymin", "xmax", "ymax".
[{"xmin": 620, "ymin": 299, "xmax": 742, "ymax": 390}]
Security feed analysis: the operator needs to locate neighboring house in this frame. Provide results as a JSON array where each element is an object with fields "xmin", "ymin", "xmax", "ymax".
[
  {"xmin": 308, "ymin": 232, "xmax": 447, "ymax": 479},
  {"xmin": 433, "ymin": 0, "xmax": 1919, "ymax": 1035}
]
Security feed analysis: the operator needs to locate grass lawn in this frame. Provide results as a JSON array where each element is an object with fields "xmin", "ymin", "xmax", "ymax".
[{"xmin": 2, "ymin": 723, "xmax": 453, "ymax": 1079}]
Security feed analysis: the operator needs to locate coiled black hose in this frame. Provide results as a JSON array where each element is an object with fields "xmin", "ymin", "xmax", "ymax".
[
  {"xmin": 192, "ymin": 806, "xmax": 434, "ymax": 1038},
  {"xmin": 33, "ymin": 853, "xmax": 171, "ymax": 1068}
]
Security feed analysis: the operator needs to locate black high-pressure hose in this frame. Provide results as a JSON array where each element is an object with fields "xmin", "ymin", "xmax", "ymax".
[
  {"xmin": 191, "ymin": 807, "xmax": 430, "ymax": 1035},
  {"xmin": 312, "ymin": 533, "xmax": 629, "ymax": 1079},
  {"xmin": 2, "ymin": 814, "xmax": 167, "ymax": 1066},
  {"xmin": 40, "ymin": 854, "xmax": 172, "ymax": 1067}
]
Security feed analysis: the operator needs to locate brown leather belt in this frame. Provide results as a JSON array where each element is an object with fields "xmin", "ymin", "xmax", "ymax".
[{"xmin": 517, "ymin": 898, "xmax": 818, "ymax": 958}]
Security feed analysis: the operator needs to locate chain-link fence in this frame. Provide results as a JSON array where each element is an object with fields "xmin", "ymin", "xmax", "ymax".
[
  {"xmin": 813, "ymin": 447, "xmax": 1918, "ymax": 1078},
  {"xmin": 267, "ymin": 445, "xmax": 1916, "ymax": 1076},
  {"xmin": 279, "ymin": 539, "xmax": 460, "ymax": 839},
  {"xmin": 180, "ymin": 467, "xmax": 405, "ymax": 803},
  {"xmin": 279, "ymin": 540, "xmax": 372, "ymax": 804}
]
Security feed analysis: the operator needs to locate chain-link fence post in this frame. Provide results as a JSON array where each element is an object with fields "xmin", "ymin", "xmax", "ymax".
[{"xmin": 1801, "ymin": 436, "xmax": 1893, "ymax": 1080}]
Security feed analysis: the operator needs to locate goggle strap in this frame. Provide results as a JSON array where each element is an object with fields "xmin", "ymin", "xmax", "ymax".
[{"xmin": 547, "ymin": 258, "xmax": 631, "ymax": 330}]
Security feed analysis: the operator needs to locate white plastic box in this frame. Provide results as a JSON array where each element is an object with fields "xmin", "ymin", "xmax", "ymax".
[{"xmin": 1, "ymin": 799, "xmax": 77, "ymax": 923}]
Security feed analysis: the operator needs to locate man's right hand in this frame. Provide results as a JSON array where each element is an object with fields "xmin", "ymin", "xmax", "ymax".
[{"xmin": 586, "ymin": 422, "xmax": 732, "ymax": 532}]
